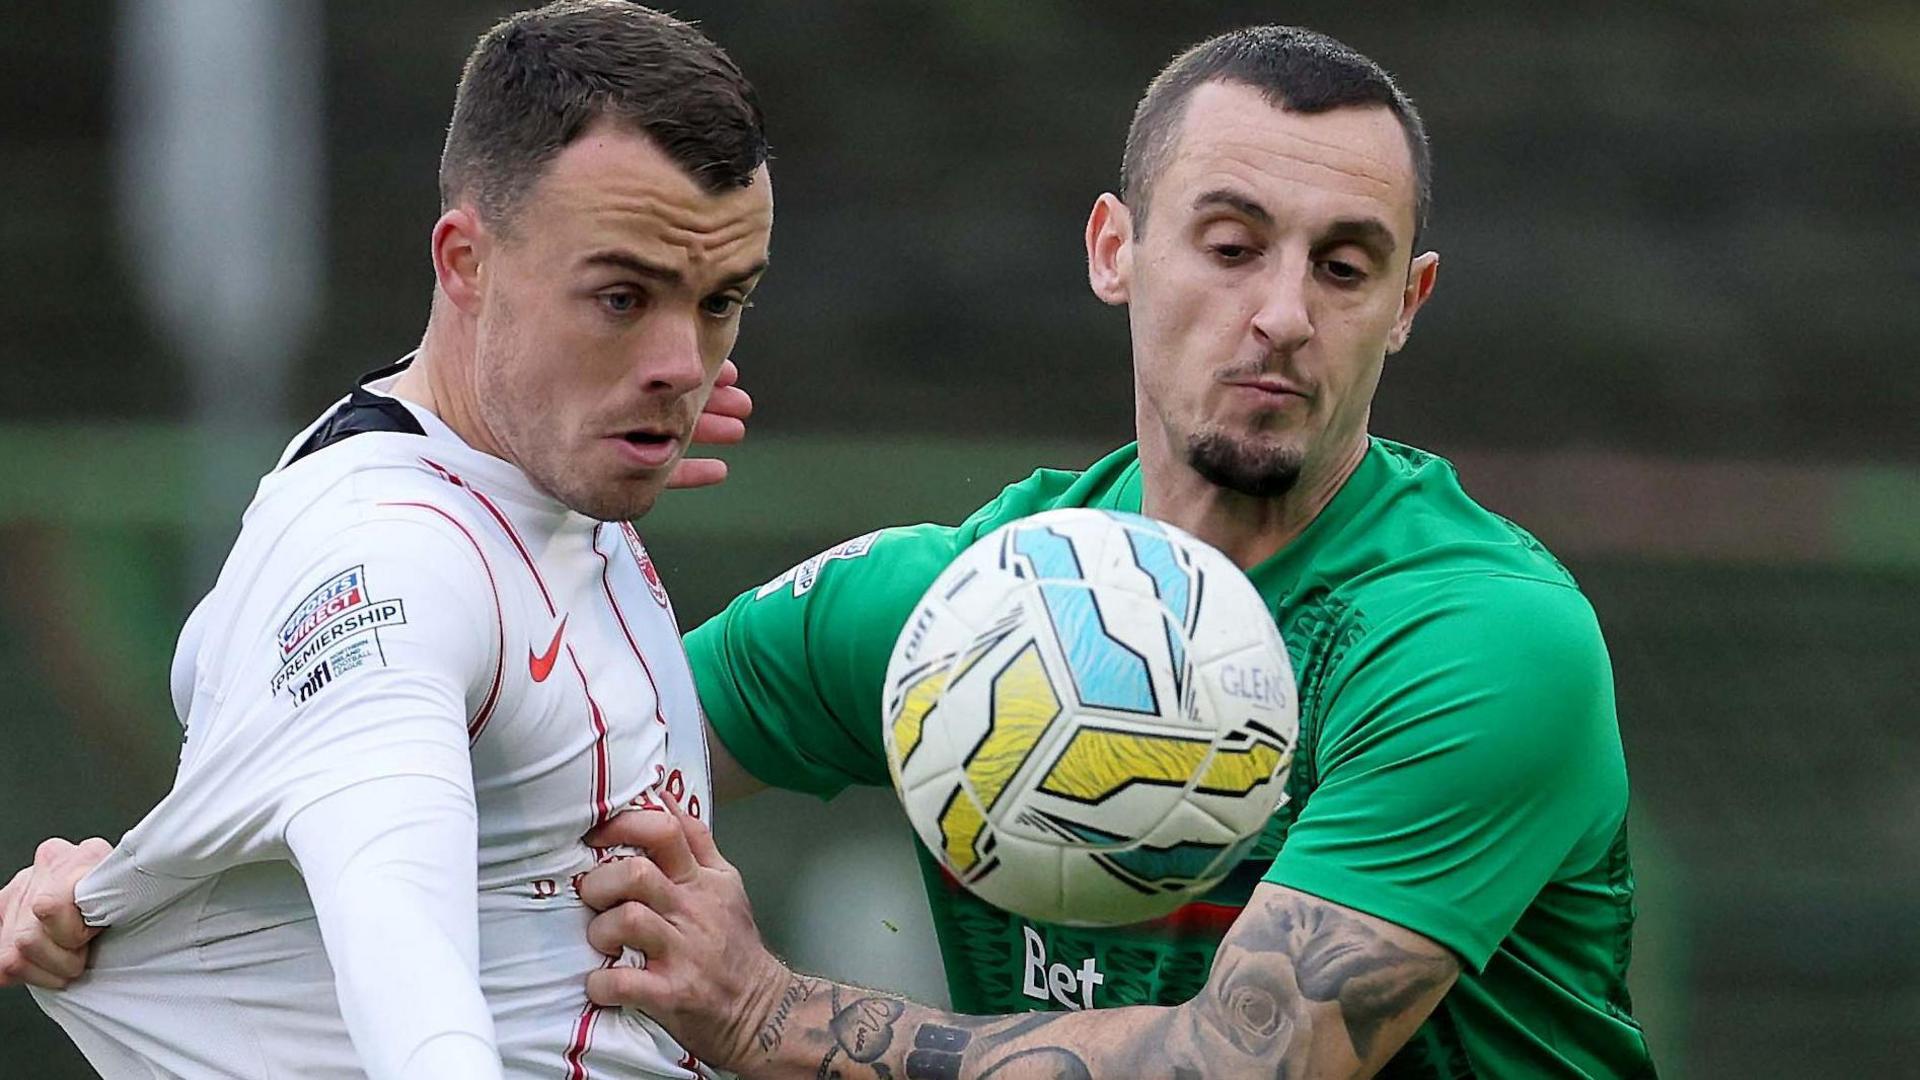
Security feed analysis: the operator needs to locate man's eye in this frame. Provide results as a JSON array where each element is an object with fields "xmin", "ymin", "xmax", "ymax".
[
  {"xmin": 1320, "ymin": 260, "xmax": 1367, "ymax": 284},
  {"xmin": 600, "ymin": 290, "xmax": 641, "ymax": 315},
  {"xmin": 1211, "ymin": 244, "xmax": 1253, "ymax": 263},
  {"xmin": 701, "ymin": 294, "xmax": 749, "ymax": 318}
]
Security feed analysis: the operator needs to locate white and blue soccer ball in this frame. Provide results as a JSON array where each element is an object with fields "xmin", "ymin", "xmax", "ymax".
[{"xmin": 882, "ymin": 508, "xmax": 1298, "ymax": 926}]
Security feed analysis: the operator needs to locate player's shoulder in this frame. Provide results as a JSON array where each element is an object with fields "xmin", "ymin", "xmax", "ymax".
[
  {"xmin": 1366, "ymin": 439, "xmax": 1577, "ymax": 582},
  {"xmin": 956, "ymin": 443, "xmax": 1142, "ymax": 542},
  {"xmin": 1321, "ymin": 441, "xmax": 1611, "ymax": 680},
  {"xmin": 1396, "ymin": 570, "xmax": 1606, "ymax": 680},
  {"xmin": 237, "ymin": 434, "xmax": 498, "ymax": 585}
]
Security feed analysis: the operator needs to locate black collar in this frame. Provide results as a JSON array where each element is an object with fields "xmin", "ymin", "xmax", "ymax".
[{"xmin": 284, "ymin": 358, "xmax": 426, "ymax": 467}]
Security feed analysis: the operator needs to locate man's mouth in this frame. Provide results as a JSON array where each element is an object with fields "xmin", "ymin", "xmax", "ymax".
[
  {"xmin": 1225, "ymin": 375, "xmax": 1307, "ymax": 396},
  {"xmin": 1224, "ymin": 377, "xmax": 1309, "ymax": 408},
  {"xmin": 609, "ymin": 428, "xmax": 682, "ymax": 468}
]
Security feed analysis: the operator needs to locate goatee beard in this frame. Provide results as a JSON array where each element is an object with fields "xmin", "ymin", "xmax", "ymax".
[{"xmin": 1186, "ymin": 431, "xmax": 1302, "ymax": 498}]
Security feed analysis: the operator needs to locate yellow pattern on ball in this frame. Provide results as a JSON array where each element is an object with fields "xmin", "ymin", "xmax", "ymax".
[
  {"xmin": 1039, "ymin": 729, "xmax": 1287, "ymax": 803},
  {"xmin": 891, "ymin": 665, "xmax": 951, "ymax": 768},
  {"xmin": 891, "ymin": 629, "xmax": 1011, "ymax": 769},
  {"xmin": 937, "ymin": 640, "xmax": 1061, "ymax": 873}
]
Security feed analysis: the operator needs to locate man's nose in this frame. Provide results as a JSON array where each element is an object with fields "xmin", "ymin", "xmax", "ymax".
[
  {"xmin": 632, "ymin": 311, "xmax": 706, "ymax": 395},
  {"xmin": 1250, "ymin": 262, "xmax": 1314, "ymax": 354}
]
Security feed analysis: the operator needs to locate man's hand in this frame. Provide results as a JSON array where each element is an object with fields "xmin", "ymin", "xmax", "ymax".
[
  {"xmin": 579, "ymin": 797, "xmax": 788, "ymax": 1072},
  {"xmin": 576, "ymin": 803, "xmax": 1459, "ymax": 1080},
  {"xmin": 668, "ymin": 359, "xmax": 754, "ymax": 490},
  {"xmin": 0, "ymin": 837, "xmax": 111, "ymax": 990}
]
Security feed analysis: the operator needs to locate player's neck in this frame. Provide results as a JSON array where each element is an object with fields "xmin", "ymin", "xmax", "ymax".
[
  {"xmin": 1138, "ymin": 431, "xmax": 1367, "ymax": 570},
  {"xmin": 396, "ymin": 307, "xmax": 512, "ymax": 464}
]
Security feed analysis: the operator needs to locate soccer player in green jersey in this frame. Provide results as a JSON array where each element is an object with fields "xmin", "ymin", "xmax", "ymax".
[{"xmin": 569, "ymin": 26, "xmax": 1656, "ymax": 1080}]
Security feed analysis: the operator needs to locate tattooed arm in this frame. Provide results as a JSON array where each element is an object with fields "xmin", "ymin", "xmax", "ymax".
[{"xmin": 579, "ymin": 804, "xmax": 1457, "ymax": 1080}]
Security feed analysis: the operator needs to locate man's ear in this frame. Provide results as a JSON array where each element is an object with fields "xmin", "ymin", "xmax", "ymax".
[
  {"xmin": 1086, "ymin": 193, "xmax": 1135, "ymax": 307},
  {"xmin": 1387, "ymin": 250, "xmax": 1439, "ymax": 355},
  {"xmin": 431, "ymin": 207, "xmax": 488, "ymax": 315}
]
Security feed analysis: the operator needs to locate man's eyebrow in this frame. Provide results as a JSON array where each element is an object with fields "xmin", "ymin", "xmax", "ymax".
[
  {"xmin": 722, "ymin": 259, "xmax": 770, "ymax": 288},
  {"xmin": 580, "ymin": 252, "xmax": 769, "ymax": 290},
  {"xmin": 1318, "ymin": 217, "xmax": 1398, "ymax": 261},
  {"xmin": 581, "ymin": 250, "xmax": 682, "ymax": 285},
  {"xmin": 1193, "ymin": 188, "xmax": 1274, "ymax": 225}
]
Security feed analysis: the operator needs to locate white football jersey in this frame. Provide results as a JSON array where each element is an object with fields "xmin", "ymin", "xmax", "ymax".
[{"xmin": 32, "ymin": 361, "xmax": 715, "ymax": 1079}]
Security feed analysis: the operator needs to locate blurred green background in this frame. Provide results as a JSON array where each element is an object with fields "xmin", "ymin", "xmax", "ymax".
[{"xmin": 3, "ymin": 2, "xmax": 1917, "ymax": 1076}]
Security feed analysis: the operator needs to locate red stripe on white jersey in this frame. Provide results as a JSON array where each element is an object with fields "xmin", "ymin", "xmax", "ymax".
[
  {"xmin": 423, "ymin": 457, "xmax": 557, "ymax": 614},
  {"xmin": 420, "ymin": 460, "xmax": 610, "ymax": 818},
  {"xmin": 593, "ymin": 526, "xmax": 669, "ymax": 729},
  {"xmin": 376, "ymin": 499, "xmax": 505, "ymax": 742},
  {"xmin": 563, "ymin": 961, "xmax": 613, "ymax": 1080},
  {"xmin": 567, "ymin": 643, "xmax": 615, "ymax": 825}
]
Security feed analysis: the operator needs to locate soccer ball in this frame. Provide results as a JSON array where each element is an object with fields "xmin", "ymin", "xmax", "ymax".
[{"xmin": 882, "ymin": 508, "xmax": 1297, "ymax": 926}]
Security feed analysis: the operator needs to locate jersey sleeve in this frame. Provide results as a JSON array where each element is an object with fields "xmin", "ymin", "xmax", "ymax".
[
  {"xmin": 1264, "ymin": 574, "xmax": 1628, "ymax": 973},
  {"xmin": 77, "ymin": 512, "xmax": 499, "ymax": 924},
  {"xmin": 75, "ymin": 511, "xmax": 505, "ymax": 1075},
  {"xmin": 686, "ymin": 524, "xmax": 965, "ymax": 799}
]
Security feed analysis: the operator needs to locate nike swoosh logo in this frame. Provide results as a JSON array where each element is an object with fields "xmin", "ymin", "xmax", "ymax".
[{"xmin": 530, "ymin": 615, "xmax": 567, "ymax": 683}]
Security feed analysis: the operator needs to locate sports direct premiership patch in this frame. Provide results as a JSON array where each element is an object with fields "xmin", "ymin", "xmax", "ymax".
[
  {"xmin": 279, "ymin": 567, "xmax": 369, "ymax": 658},
  {"xmin": 755, "ymin": 530, "xmax": 882, "ymax": 599},
  {"xmin": 271, "ymin": 566, "xmax": 407, "ymax": 703}
]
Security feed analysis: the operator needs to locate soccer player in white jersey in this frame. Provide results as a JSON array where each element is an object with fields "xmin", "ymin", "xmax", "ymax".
[{"xmin": 0, "ymin": 3, "xmax": 771, "ymax": 1077}]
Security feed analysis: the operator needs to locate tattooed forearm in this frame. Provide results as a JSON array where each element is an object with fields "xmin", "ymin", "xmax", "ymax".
[
  {"xmin": 758, "ymin": 973, "xmax": 826, "ymax": 1055},
  {"xmin": 748, "ymin": 885, "xmax": 1452, "ymax": 1080},
  {"xmin": 974, "ymin": 1046, "xmax": 1093, "ymax": 1079},
  {"xmin": 1196, "ymin": 885, "xmax": 1458, "ymax": 1068},
  {"xmin": 903, "ymin": 1023, "xmax": 970, "ymax": 1080},
  {"xmin": 829, "ymin": 991, "xmax": 906, "ymax": 1063}
]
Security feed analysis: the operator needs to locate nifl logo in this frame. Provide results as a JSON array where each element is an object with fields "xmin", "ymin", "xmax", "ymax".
[{"xmin": 292, "ymin": 660, "xmax": 334, "ymax": 705}]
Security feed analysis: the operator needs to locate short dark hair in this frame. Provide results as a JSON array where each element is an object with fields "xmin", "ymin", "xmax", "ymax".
[
  {"xmin": 438, "ymin": 0, "xmax": 768, "ymax": 233},
  {"xmin": 1121, "ymin": 26, "xmax": 1431, "ymax": 243}
]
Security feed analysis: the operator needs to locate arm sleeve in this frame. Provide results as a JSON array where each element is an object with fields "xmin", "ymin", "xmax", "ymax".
[
  {"xmin": 1265, "ymin": 574, "xmax": 1628, "ymax": 972},
  {"xmin": 287, "ymin": 775, "xmax": 501, "ymax": 1080},
  {"xmin": 685, "ymin": 525, "xmax": 964, "ymax": 798}
]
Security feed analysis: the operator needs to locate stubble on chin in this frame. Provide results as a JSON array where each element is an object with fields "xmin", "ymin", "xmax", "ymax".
[
  {"xmin": 1185, "ymin": 429, "xmax": 1303, "ymax": 499},
  {"xmin": 544, "ymin": 454, "xmax": 665, "ymax": 522}
]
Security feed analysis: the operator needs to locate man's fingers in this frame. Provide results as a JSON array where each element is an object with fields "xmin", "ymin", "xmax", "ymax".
[
  {"xmin": 689, "ymin": 412, "xmax": 747, "ymax": 447},
  {"xmin": 659, "ymin": 790, "xmax": 726, "ymax": 871},
  {"xmin": 710, "ymin": 358, "xmax": 754, "ymax": 414},
  {"xmin": 28, "ymin": 891, "xmax": 97, "ymax": 952},
  {"xmin": 671, "ymin": 361, "xmax": 752, "ymax": 488},
  {"xmin": 25, "ymin": 836, "xmax": 107, "ymax": 951},
  {"xmin": 705, "ymin": 381, "xmax": 753, "ymax": 421},
  {"xmin": 576, "ymin": 849, "xmax": 680, "ymax": 914},
  {"xmin": 585, "ymin": 896, "xmax": 678, "ymax": 960},
  {"xmin": 587, "ymin": 807, "xmax": 697, "ymax": 883},
  {"xmin": 0, "ymin": 946, "xmax": 78, "ymax": 991},
  {"xmin": 586, "ymin": 962, "xmax": 670, "ymax": 1011},
  {"xmin": 12, "ymin": 927, "xmax": 87, "ymax": 982},
  {"xmin": 665, "ymin": 458, "xmax": 730, "ymax": 490},
  {"xmin": 681, "ymin": 815, "xmax": 725, "ymax": 871},
  {"xmin": 630, "ymin": 802, "xmax": 698, "ymax": 883},
  {"xmin": 0, "ymin": 844, "xmax": 102, "ymax": 989},
  {"xmin": 586, "ymin": 806, "xmax": 676, "ymax": 851}
]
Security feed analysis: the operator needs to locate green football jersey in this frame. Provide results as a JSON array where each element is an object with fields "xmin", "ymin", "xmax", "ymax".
[{"xmin": 688, "ymin": 439, "xmax": 1656, "ymax": 1078}]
